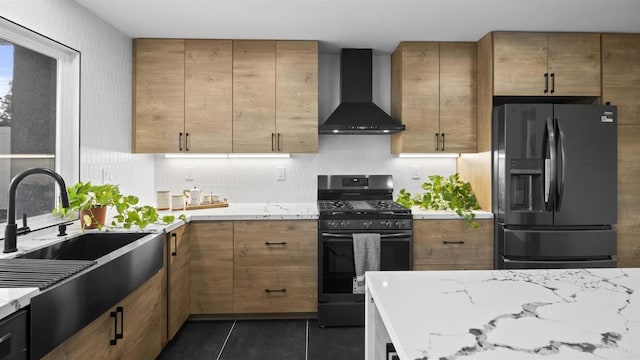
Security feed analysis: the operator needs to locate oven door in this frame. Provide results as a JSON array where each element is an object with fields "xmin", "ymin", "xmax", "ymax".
[{"xmin": 318, "ymin": 231, "xmax": 412, "ymax": 302}]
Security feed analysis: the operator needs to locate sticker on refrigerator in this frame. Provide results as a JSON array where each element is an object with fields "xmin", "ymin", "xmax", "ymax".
[{"xmin": 601, "ymin": 112, "xmax": 614, "ymax": 123}]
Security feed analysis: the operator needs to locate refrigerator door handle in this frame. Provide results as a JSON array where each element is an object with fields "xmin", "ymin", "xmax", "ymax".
[
  {"xmin": 544, "ymin": 116, "xmax": 557, "ymax": 211},
  {"xmin": 556, "ymin": 118, "xmax": 567, "ymax": 211}
]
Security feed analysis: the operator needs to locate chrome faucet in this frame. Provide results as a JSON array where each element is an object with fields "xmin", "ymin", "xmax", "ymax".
[{"xmin": 3, "ymin": 168, "xmax": 70, "ymax": 253}]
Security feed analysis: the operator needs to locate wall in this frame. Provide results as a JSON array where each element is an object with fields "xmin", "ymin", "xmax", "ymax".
[
  {"xmin": 0, "ymin": 0, "xmax": 155, "ymax": 204},
  {"xmin": 154, "ymin": 54, "xmax": 458, "ymax": 203}
]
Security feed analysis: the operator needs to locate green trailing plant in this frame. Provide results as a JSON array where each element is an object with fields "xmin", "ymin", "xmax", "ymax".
[
  {"xmin": 54, "ymin": 181, "xmax": 185, "ymax": 230},
  {"xmin": 396, "ymin": 173, "xmax": 480, "ymax": 227}
]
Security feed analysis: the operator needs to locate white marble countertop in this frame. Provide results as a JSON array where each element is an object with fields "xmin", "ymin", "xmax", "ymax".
[
  {"xmin": 0, "ymin": 202, "xmax": 493, "ymax": 321},
  {"xmin": 411, "ymin": 207, "xmax": 493, "ymax": 219},
  {"xmin": 0, "ymin": 287, "xmax": 39, "ymax": 320},
  {"xmin": 366, "ymin": 268, "xmax": 640, "ymax": 360},
  {"xmin": 170, "ymin": 202, "xmax": 320, "ymax": 221}
]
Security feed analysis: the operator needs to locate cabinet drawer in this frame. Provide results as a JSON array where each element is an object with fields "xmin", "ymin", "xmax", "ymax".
[
  {"xmin": 413, "ymin": 219, "xmax": 493, "ymax": 265},
  {"xmin": 234, "ymin": 221, "xmax": 317, "ymax": 266},
  {"xmin": 234, "ymin": 265, "xmax": 317, "ymax": 313}
]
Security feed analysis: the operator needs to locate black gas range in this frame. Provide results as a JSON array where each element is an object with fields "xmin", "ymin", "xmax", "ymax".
[{"xmin": 317, "ymin": 175, "xmax": 413, "ymax": 327}]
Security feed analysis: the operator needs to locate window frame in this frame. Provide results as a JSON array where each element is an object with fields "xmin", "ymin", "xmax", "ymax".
[{"xmin": 0, "ymin": 16, "xmax": 80, "ymax": 236}]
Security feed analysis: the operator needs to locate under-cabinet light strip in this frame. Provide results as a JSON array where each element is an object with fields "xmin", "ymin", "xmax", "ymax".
[
  {"xmin": 164, "ymin": 153, "xmax": 291, "ymax": 159},
  {"xmin": 397, "ymin": 153, "xmax": 460, "ymax": 158},
  {"xmin": 0, "ymin": 154, "xmax": 55, "ymax": 159}
]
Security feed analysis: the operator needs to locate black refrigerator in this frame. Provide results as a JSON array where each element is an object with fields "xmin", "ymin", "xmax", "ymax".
[{"xmin": 493, "ymin": 104, "xmax": 618, "ymax": 269}]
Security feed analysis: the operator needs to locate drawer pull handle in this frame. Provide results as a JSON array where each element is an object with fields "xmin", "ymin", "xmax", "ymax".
[
  {"xmin": 110, "ymin": 311, "xmax": 118, "ymax": 345},
  {"xmin": 265, "ymin": 242, "xmax": 287, "ymax": 246},
  {"xmin": 443, "ymin": 241, "xmax": 465, "ymax": 245},
  {"xmin": 265, "ymin": 288, "xmax": 286, "ymax": 293},
  {"xmin": 116, "ymin": 306, "xmax": 124, "ymax": 340},
  {"xmin": 171, "ymin": 233, "xmax": 178, "ymax": 256}
]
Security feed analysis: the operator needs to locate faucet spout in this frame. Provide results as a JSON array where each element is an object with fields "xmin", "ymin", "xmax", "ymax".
[{"xmin": 3, "ymin": 168, "xmax": 70, "ymax": 253}]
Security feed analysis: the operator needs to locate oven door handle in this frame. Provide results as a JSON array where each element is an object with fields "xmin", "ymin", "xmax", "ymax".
[{"xmin": 321, "ymin": 233, "xmax": 411, "ymax": 239}]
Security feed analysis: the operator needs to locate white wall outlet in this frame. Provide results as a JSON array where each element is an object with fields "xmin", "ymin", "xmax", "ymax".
[
  {"xmin": 185, "ymin": 165, "xmax": 194, "ymax": 182},
  {"xmin": 277, "ymin": 167, "xmax": 286, "ymax": 181},
  {"xmin": 101, "ymin": 167, "xmax": 113, "ymax": 183},
  {"xmin": 411, "ymin": 165, "xmax": 420, "ymax": 180}
]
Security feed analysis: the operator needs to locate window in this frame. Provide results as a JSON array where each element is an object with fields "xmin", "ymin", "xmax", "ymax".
[{"xmin": 0, "ymin": 16, "xmax": 79, "ymax": 234}]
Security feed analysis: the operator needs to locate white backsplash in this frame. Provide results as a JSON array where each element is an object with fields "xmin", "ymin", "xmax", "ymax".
[{"xmin": 154, "ymin": 136, "xmax": 456, "ymax": 203}]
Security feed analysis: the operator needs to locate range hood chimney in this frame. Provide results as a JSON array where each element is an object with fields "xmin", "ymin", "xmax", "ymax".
[{"xmin": 319, "ymin": 49, "xmax": 405, "ymax": 135}]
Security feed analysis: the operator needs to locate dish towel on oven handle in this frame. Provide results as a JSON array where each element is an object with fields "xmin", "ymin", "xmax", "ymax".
[{"xmin": 352, "ymin": 233, "xmax": 381, "ymax": 294}]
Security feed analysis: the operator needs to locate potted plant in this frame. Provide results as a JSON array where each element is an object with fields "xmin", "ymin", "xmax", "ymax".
[
  {"xmin": 54, "ymin": 181, "xmax": 182, "ymax": 230},
  {"xmin": 397, "ymin": 173, "xmax": 481, "ymax": 227}
]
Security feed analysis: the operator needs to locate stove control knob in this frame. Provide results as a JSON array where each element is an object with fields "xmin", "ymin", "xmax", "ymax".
[
  {"xmin": 329, "ymin": 221, "xmax": 337, "ymax": 229},
  {"xmin": 340, "ymin": 220, "xmax": 349, "ymax": 229},
  {"xmin": 384, "ymin": 220, "xmax": 392, "ymax": 229},
  {"xmin": 363, "ymin": 221, "xmax": 371, "ymax": 229},
  {"xmin": 394, "ymin": 221, "xmax": 401, "ymax": 228}
]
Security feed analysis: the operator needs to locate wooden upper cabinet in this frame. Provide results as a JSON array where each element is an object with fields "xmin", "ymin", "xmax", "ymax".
[
  {"xmin": 547, "ymin": 33, "xmax": 601, "ymax": 96},
  {"xmin": 391, "ymin": 42, "xmax": 439, "ymax": 153},
  {"xmin": 391, "ymin": 42, "xmax": 476, "ymax": 153},
  {"xmin": 492, "ymin": 32, "xmax": 601, "ymax": 96},
  {"xmin": 233, "ymin": 40, "xmax": 276, "ymax": 153},
  {"xmin": 133, "ymin": 39, "xmax": 185, "ymax": 153},
  {"xmin": 134, "ymin": 38, "xmax": 318, "ymax": 154},
  {"xmin": 185, "ymin": 40, "xmax": 233, "ymax": 152},
  {"xmin": 275, "ymin": 41, "xmax": 319, "ymax": 153},
  {"xmin": 602, "ymin": 34, "xmax": 640, "ymax": 125},
  {"xmin": 439, "ymin": 42, "xmax": 477, "ymax": 153},
  {"xmin": 493, "ymin": 32, "xmax": 547, "ymax": 96}
]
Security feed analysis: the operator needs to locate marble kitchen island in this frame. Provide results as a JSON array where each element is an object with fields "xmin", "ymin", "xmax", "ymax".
[{"xmin": 365, "ymin": 268, "xmax": 639, "ymax": 360}]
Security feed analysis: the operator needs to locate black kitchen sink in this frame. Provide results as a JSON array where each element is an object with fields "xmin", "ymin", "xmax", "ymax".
[
  {"xmin": 22, "ymin": 231, "xmax": 164, "ymax": 360},
  {"xmin": 16, "ymin": 232, "xmax": 148, "ymax": 261}
]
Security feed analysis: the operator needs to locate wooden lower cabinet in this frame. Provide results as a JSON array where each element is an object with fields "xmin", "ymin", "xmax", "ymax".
[
  {"xmin": 191, "ymin": 221, "xmax": 234, "ymax": 314},
  {"xmin": 233, "ymin": 265, "xmax": 316, "ymax": 313},
  {"xmin": 42, "ymin": 270, "xmax": 164, "ymax": 360},
  {"xmin": 233, "ymin": 220, "xmax": 317, "ymax": 313},
  {"xmin": 167, "ymin": 224, "xmax": 190, "ymax": 340},
  {"xmin": 413, "ymin": 219, "xmax": 493, "ymax": 270}
]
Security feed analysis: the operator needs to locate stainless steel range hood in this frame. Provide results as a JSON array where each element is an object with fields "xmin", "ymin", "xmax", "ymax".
[{"xmin": 319, "ymin": 49, "xmax": 405, "ymax": 135}]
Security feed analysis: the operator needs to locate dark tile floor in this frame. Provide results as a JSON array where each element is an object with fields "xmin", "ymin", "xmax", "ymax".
[{"xmin": 157, "ymin": 319, "xmax": 364, "ymax": 360}]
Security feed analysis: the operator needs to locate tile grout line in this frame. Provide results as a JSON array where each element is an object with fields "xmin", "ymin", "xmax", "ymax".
[
  {"xmin": 216, "ymin": 320, "xmax": 237, "ymax": 360},
  {"xmin": 305, "ymin": 319, "xmax": 309, "ymax": 360}
]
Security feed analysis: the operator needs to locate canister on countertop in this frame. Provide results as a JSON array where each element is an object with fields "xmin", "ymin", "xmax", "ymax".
[
  {"xmin": 156, "ymin": 190, "xmax": 170, "ymax": 210},
  {"xmin": 183, "ymin": 186, "xmax": 202, "ymax": 206}
]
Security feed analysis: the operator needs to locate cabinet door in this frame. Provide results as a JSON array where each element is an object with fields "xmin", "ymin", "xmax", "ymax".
[
  {"xmin": 439, "ymin": 42, "xmax": 477, "ymax": 153},
  {"xmin": 413, "ymin": 219, "xmax": 493, "ymax": 268},
  {"xmin": 547, "ymin": 33, "xmax": 601, "ymax": 96},
  {"xmin": 276, "ymin": 41, "xmax": 318, "ymax": 153},
  {"xmin": 119, "ymin": 270, "xmax": 164, "ymax": 360},
  {"xmin": 42, "ymin": 308, "xmax": 114, "ymax": 359},
  {"xmin": 233, "ymin": 40, "xmax": 276, "ymax": 152},
  {"xmin": 133, "ymin": 39, "xmax": 185, "ymax": 153},
  {"xmin": 185, "ymin": 40, "xmax": 233, "ymax": 152},
  {"xmin": 234, "ymin": 220, "xmax": 317, "ymax": 266},
  {"xmin": 617, "ymin": 125, "xmax": 640, "ymax": 267},
  {"xmin": 234, "ymin": 265, "xmax": 317, "ymax": 313},
  {"xmin": 191, "ymin": 221, "xmax": 234, "ymax": 314},
  {"xmin": 390, "ymin": 42, "xmax": 439, "ymax": 153},
  {"xmin": 602, "ymin": 34, "xmax": 640, "ymax": 125},
  {"xmin": 493, "ymin": 32, "xmax": 548, "ymax": 96},
  {"xmin": 168, "ymin": 224, "xmax": 190, "ymax": 339}
]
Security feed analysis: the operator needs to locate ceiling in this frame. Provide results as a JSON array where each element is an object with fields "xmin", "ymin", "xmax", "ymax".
[{"xmin": 74, "ymin": 0, "xmax": 640, "ymax": 54}]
